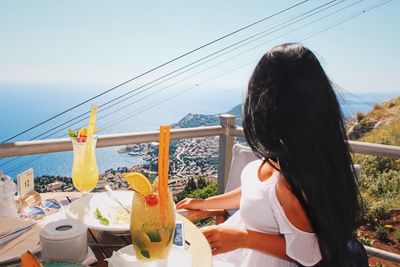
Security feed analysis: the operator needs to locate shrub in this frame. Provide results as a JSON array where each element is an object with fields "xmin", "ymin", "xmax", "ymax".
[
  {"xmin": 196, "ymin": 176, "xmax": 207, "ymax": 189},
  {"xmin": 373, "ymin": 104, "xmax": 381, "ymax": 110},
  {"xmin": 395, "ymin": 228, "xmax": 400, "ymax": 243},
  {"xmin": 356, "ymin": 112, "xmax": 365, "ymax": 122},
  {"xmin": 357, "ymin": 232, "xmax": 374, "ymax": 246},
  {"xmin": 175, "ymin": 181, "xmax": 218, "ymax": 202},
  {"xmin": 175, "ymin": 190, "xmax": 187, "ymax": 202},
  {"xmin": 355, "ymin": 153, "xmax": 400, "ymax": 223},
  {"xmin": 187, "ymin": 182, "xmax": 217, "ymax": 199},
  {"xmin": 375, "ymin": 224, "xmax": 390, "ymax": 242},
  {"xmin": 195, "ymin": 217, "xmax": 215, "ymax": 227},
  {"xmin": 186, "ymin": 177, "xmax": 198, "ymax": 192},
  {"xmin": 361, "ymin": 192, "xmax": 395, "ymax": 223},
  {"xmin": 358, "ymin": 155, "xmax": 399, "ymax": 178},
  {"xmin": 362, "ymin": 170, "xmax": 400, "ymax": 198}
]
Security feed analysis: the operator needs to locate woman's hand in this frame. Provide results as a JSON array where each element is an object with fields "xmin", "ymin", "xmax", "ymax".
[
  {"xmin": 176, "ymin": 198, "xmax": 205, "ymax": 210},
  {"xmin": 202, "ymin": 225, "xmax": 247, "ymax": 255}
]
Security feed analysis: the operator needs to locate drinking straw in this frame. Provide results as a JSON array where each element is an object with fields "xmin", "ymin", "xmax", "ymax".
[
  {"xmin": 84, "ymin": 105, "xmax": 98, "ymax": 163},
  {"xmin": 157, "ymin": 125, "xmax": 170, "ymax": 225},
  {"xmin": 163, "ymin": 126, "xmax": 170, "ymax": 205},
  {"xmin": 163, "ymin": 126, "xmax": 171, "ymax": 223},
  {"xmin": 158, "ymin": 125, "xmax": 165, "ymax": 193},
  {"xmin": 157, "ymin": 126, "xmax": 165, "ymax": 223}
]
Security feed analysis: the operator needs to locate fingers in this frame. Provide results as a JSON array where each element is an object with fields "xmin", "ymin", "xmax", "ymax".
[
  {"xmin": 204, "ymin": 233, "xmax": 218, "ymax": 253},
  {"xmin": 202, "ymin": 226, "xmax": 219, "ymax": 250},
  {"xmin": 176, "ymin": 200, "xmax": 185, "ymax": 209},
  {"xmin": 202, "ymin": 225, "xmax": 217, "ymax": 238},
  {"xmin": 176, "ymin": 198, "xmax": 204, "ymax": 210},
  {"xmin": 176, "ymin": 198, "xmax": 190, "ymax": 210},
  {"xmin": 201, "ymin": 228, "xmax": 225, "ymax": 256},
  {"xmin": 202, "ymin": 226, "xmax": 242, "ymax": 255}
]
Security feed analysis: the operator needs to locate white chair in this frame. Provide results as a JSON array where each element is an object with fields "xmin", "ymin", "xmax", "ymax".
[
  {"xmin": 225, "ymin": 145, "xmax": 362, "ymax": 192},
  {"xmin": 178, "ymin": 144, "xmax": 258, "ymax": 223},
  {"xmin": 224, "ymin": 144, "xmax": 258, "ymax": 216}
]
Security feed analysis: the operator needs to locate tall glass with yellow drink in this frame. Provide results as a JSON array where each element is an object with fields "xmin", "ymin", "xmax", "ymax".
[
  {"xmin": 130, "ymin": 187, "xmax": 175, "ymax": 260},
  {"xmin": 70, "ymin": 105, "xmax": 99, "ymax": 194},
  {"xmin": 71, "ymin": 137, "xmax": 99, "ymax": 193},
  {"xmin": 126, "ymin": 125, "xmax": 175, "ymax": 262}
]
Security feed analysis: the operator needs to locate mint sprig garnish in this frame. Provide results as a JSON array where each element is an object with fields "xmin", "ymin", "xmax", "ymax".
[
  {"xmin": 94, "ymin": 208, "xmax": 110, "ymax": 225},
  {"xmin": 68, "ymin": 129, "xmax": 79, "ymax": 138}
]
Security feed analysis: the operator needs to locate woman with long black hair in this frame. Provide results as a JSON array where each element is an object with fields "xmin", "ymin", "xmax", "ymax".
[{"xmin": 177, "ymin": 43, "xmax": 367, "ymax": 266}]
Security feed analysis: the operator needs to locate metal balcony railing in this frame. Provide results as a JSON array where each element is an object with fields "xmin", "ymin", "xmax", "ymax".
[{"xmin": 1, "ymin": 114, "xmax": 400, "ymax": 263}]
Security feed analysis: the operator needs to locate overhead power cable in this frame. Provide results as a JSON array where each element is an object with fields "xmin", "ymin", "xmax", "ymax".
[
  {"xmin": 299, "ymin": 0, "xmax": 393, "ymax": 115},
  {"xmin": 1, "ymin": 0, "xmax": 342, "ymax": 169},
  {"xmin": 100, "ymin": 61, "xmax": 256, "ymax": 132},
  {"xmin": 1, "ymin": 0, "xmax": 308, "ymax": 144},
  {"xmin": 3, "ymin": 62, "xmax": 256, "ymax": 175},
  {"xmin": 10, "ymin": 0, "xmax": 343, "ymax": 144},
  {"xmin": 3, "ymin": 0, "xmax": 392, "ymax": 174},
  {"xmin": 0, "ymin": 0, "xmax": 375, "ymax": 169}
]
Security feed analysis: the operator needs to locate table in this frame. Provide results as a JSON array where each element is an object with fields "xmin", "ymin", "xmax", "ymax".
[{"xmin": 41, "ymin": 192, "xmax": 213, "ymax": 267}]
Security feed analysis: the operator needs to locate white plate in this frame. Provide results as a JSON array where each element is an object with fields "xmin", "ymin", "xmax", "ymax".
[
  {"xmin": 65, "ymin": 191, "xmax": 133, "ymax": 232},
  {"xmin": 107, "ymin": 245, "xmax": 192, "ymax": 267}
]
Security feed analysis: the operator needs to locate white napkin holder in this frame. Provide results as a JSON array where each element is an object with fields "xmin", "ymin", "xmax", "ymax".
[{"xmin": 40, "ymin": 218, "xmax": 88, "ymax": 263}]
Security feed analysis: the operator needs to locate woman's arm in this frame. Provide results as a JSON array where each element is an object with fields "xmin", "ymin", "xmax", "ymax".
[
  {"xmin": 202, "ymin": 226, "xmax": 290, "ymax": 260},
  {"xmin": 201, "ymin": 177, "xmax": 315, "ymax": 261},
  {"xmin": 176, "ymin": 186, "xmax": 242, "ymax": 211}
]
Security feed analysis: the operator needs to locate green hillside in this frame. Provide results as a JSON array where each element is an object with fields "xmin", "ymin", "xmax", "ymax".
[{"xmin": 349, "ymin": 97, "xmax": 400, "ymax": 223}]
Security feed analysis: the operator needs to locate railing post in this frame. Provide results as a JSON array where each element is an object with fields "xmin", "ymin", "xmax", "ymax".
[{"xmin": 218, "ymin": 114, "xmax": 236, "ymax": 194}]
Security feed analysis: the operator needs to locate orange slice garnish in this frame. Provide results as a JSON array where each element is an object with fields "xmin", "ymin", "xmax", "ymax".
[{"xmin": 123, "ymin": 172, "xmax": 152, "ymax": 196}]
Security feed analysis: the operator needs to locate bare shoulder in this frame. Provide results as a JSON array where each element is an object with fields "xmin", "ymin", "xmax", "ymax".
[{"xmin": 275, "ymin": 177, "xmax": 314, "ymax": 233}]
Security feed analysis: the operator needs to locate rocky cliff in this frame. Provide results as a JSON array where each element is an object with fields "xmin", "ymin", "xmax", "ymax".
[
  {"xmin": 347, "ymin": 97, "xmax": 400, "ymax": 142},
  {"xmin": 171, "ymin": 104, "xmax": 242, "ymax": 128}
]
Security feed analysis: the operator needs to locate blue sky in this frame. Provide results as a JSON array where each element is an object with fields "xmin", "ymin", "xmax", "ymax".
[
  {"xmin": 0, "ymin": 1, "xmax": 399, "ymax": 175},
  {"xmin": 0, "ymin": 0, "xmax": 399, "ymax": 94}
]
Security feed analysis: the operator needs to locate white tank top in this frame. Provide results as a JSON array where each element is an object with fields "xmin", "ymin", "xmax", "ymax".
[{"xmin": 213, "ymin": 160, "xmax": 322, "ymax": 267}]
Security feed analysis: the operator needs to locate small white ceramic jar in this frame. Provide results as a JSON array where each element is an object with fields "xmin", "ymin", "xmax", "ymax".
[{"xmin": 40, "ymin": 218, "xmax": 88, "ymax": 263}]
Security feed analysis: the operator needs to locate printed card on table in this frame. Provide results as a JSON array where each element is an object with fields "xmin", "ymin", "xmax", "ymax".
[{"xmin": 17, "ymin": 168, "xmax": 34, "ymax": 197}]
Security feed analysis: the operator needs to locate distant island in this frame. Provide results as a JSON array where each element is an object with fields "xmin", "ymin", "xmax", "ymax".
[{"xmin": 169, "ymin": 104, "xmax": 242, "ymax": 128}]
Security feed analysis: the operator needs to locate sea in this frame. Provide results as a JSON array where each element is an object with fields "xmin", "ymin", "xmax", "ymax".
[{"xmin": 0, "ymin": 81, "xmax": 397, "ymax": 180}]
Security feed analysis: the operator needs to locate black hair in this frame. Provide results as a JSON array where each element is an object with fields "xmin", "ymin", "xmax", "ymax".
[{"xmin": 243, "ymin": 43, "xmax": 362, "ymax": 266}]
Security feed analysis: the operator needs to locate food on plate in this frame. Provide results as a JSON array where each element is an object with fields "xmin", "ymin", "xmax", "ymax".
[
  {"xmin": 94, "ymin": 208, "xmax": 110, "ymax": 225},
  {"xmin": 94, "ymin": 207, "xmax": 130, "ymax": 225},
  {"xmin": 108, "ymin": 206, "xmax": 130, "ymax": 224}
]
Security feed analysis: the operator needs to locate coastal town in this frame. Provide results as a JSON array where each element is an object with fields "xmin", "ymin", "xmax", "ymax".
[
  {"xmin": 32, "ymin": 108, "xmax": 243, "ymax": 197},
  {"xmin": 34, "ymin": 135, "xmax": 221, "ymax": 199}
]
